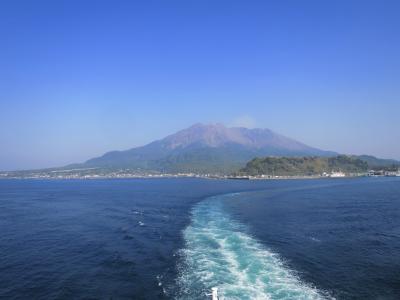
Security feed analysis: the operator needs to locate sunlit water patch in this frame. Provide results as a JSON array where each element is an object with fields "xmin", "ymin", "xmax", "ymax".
[{"xmin": 176, "ymin": 194, "xmax": 332, "ymax": 300}]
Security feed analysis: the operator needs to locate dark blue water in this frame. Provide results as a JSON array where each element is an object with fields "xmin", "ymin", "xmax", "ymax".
[
  {"xmin": 0, "ymin": 178, "xmax": 399, "ymax": 299},
  {"xmin": 223, "ymin": 178, "xmax": 400, "ymax": 299}
]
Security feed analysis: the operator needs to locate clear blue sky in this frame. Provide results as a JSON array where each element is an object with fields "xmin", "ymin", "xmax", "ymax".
[{"xmin": 1, "ymin": 0, "xmax": 399, "ymax": 170}]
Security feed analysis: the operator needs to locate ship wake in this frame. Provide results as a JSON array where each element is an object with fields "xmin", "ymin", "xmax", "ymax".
[{"xmin": 176, "ymin": 193, "xmax": 332, "ymax": 300}]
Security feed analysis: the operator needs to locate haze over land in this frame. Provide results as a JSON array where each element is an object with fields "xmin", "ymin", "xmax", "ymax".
[
  {"xmin": 81, "ymin": 123, "xmax": 336, "ymax": 173},
  {"xmin": 1, "ymin": 123, "xmax": 399, "ymax": 175}
]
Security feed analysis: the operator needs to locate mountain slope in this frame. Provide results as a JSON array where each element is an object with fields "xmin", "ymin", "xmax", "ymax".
[
  {"xmin": 83, "ymin": 123, "xmax": 336, "ymax": 173},
  {"xmin": 353, "ymin": 155, "xmax": 400, "ymax": 168}
]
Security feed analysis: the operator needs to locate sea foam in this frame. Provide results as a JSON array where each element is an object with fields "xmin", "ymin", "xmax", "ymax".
[{"xmin": 176, "ymin": 194, "xmax": 332, "ymax": 300}]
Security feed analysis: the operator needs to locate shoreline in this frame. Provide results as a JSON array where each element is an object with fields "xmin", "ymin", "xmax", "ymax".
[{"xmin": 1, "ymin": 173, "xmax": 397, "ymax": 180}]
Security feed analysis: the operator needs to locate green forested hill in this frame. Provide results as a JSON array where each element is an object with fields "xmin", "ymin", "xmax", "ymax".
[{"xmin": 237, "ymin": 155, "xmax": 369, "ymax": 176}]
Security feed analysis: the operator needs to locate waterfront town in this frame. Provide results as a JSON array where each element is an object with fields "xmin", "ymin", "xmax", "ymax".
[{"xmin": 0, "ymin": 168, "xmax": 399, "ymax": 180}]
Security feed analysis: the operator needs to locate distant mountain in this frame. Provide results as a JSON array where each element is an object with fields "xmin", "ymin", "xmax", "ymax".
[{"xmin": 83, "ymin": 123, "xmax": 336, "ymax": 173}]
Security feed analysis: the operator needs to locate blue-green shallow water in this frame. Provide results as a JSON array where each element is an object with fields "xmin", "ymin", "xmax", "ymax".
[{"xmin": 0, "ymin": 177, "xmax": 399, "ymax": 299}]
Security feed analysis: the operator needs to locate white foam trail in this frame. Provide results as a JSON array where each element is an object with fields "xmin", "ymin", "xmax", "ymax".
[{"xmin": 176, "ymin": 194, "xmax": 333, "ymax": 300}]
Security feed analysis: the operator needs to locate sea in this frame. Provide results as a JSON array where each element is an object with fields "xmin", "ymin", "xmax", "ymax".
[{"xmin": 0, "ymin": 177, "xmax": 399, "ymax": 299}]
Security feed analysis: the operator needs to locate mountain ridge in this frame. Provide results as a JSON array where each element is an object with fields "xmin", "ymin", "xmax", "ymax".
[
  {"xmin": 83, "ymin": 123, "xmax": 336, "ymax": 173},
  {"xmin": 1, "ymin": 123, "xmax": 399, "ymax": 176}
]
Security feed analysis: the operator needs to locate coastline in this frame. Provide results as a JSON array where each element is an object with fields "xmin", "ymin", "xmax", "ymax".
[
  {"xmin": 1, "ymin": 172, "xmax": 395, "ymax": 180},
  {"xmin": 1, "ymin": 164, "xmax": 398, "ymax": 181}
]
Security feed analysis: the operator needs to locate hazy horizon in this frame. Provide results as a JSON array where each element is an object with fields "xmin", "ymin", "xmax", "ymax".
[
  {"xmin": 1, "ymin": 1, "xmax": 400, "ymax": 170},
  {"xmin": 1, "ymin": 122, "xmax": 398, "ymax": 171}
]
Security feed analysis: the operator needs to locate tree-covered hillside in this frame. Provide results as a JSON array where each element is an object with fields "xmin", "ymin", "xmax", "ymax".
[{"xmin": 237, "ymin": 155, "xmax": 369, "ymax": 176}]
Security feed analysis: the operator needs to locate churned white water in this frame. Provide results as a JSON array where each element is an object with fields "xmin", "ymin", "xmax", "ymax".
[{"xmin": 176, "ymin": 194, "xmax": 332, "ymax": 300}]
